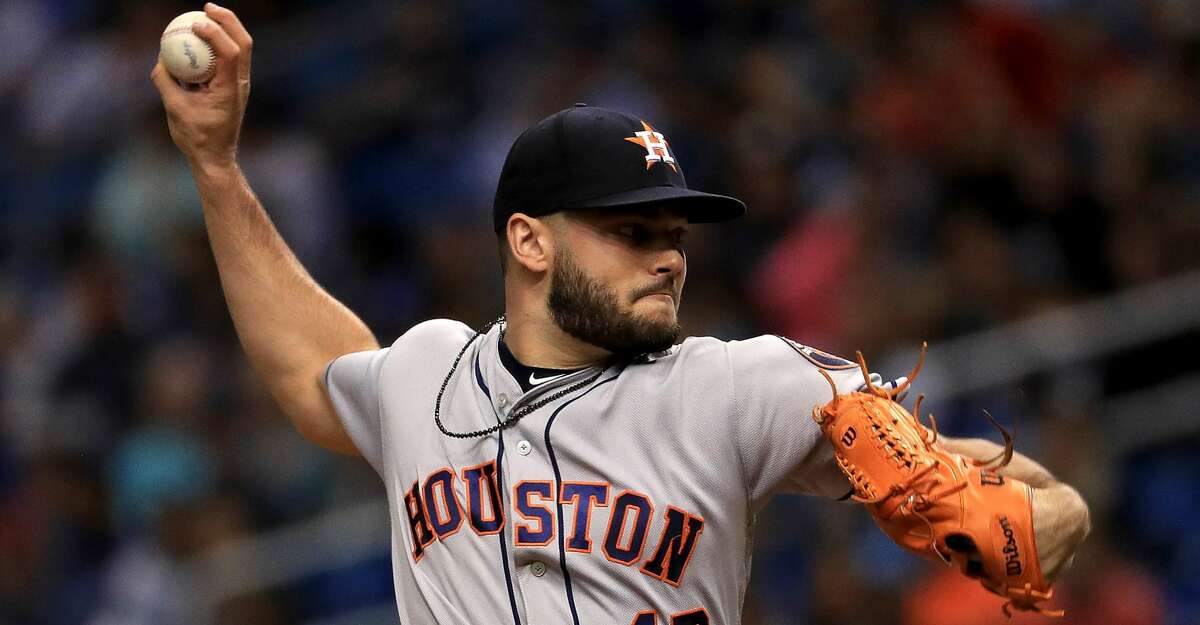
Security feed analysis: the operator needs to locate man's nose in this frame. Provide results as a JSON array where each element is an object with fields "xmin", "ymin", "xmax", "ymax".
[{"xmin": 653, "ymin": 248, "xmax": 684, "ymax": 276}]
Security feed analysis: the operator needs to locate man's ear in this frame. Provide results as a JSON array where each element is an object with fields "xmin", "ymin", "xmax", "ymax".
[{"xmin": 507, "ymin": 213, "xmax": 553, "ymax": 273}]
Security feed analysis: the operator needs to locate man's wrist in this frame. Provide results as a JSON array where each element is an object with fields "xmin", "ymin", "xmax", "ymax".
[{"xmin": 188, "ymin": 154, "xmax": 241, "ymax": 183}]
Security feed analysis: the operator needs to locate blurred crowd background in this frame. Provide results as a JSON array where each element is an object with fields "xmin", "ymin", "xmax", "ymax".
[{"xmin": 2, "ymin": 0, "xmax": 1199, "ymax": 624}]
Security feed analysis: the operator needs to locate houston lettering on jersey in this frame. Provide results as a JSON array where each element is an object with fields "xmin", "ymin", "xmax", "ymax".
[{"xmin": 403, "ymin": 461, "xmax": 705, "ymax": 587}]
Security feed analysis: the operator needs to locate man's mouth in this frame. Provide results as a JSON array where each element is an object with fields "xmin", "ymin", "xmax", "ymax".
[{"xmin": 633, "ymin": 282, "xmax": 676, "ymax": 303}]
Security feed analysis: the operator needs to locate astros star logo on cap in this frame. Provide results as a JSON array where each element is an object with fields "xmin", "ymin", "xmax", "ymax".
[{"xmin": 625, "ymin": 121, "xmax": 678, "ymax": 172}]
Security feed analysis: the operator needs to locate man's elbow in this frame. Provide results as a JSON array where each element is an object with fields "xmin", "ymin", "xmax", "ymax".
[
  {"xmin": 1066, "ymin": 485, "xmax": 1092, "ymax": 545},
  {"xmin": 271, "ymin": 373, "xmax": 361, "ymax": 456},
  {"xmin": 1049, "ymin": 482, "xmax": 1092, "ymax": 554},
  {"xmin": 293, "ymin": 412, "xmax": 361, "ymax": 455}
]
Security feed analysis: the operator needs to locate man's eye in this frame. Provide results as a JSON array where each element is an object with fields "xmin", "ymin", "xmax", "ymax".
[
  {"xmin": 613, "ymin": 223, "xmax": 687, "ymax": 246},
  {"xmin": 617, "ymin": 225, "xmax": 644, "ymax": 240}
]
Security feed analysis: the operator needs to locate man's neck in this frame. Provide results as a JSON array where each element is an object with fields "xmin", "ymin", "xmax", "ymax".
[{"xmin": 502, "ymin": 311, "xmax": 609, "ymax": 369}]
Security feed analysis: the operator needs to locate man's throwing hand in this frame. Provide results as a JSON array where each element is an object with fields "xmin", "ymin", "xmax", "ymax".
[{"xmin": 150, "ymin": 3, "xmax": 252, "ymax": 170}]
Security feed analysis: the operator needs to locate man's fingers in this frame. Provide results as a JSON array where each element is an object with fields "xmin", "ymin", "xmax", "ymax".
[
  {"xmin": 150, "ymin": 60, "xmax": 185, "ymax": 106},
  {"xmin": 204, "ymin": 3, "xmax": 253, "ymax": 79},
  {"xmin": 191, "ymin": 19, "xmax": 240, "ymax": 86},
  {"xmin": 192, "ymin": 20, "xmax": 239, "ymax": 58}
]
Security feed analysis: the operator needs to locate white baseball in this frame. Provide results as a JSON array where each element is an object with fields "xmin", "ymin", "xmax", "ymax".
[{"xmin": 159, "ymin": 11, "xmax": 218, "ymax": 84}]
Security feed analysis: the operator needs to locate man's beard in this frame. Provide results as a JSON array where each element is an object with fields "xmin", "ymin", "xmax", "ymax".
[{"xmin": 547, "ymin": 247, "xmax": 680, "ymax": 358}]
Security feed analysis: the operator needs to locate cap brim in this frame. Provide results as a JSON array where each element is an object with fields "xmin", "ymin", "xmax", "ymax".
[{"xmin": 564, "ymin": 185, "xmax": 746, "ymax": 223}]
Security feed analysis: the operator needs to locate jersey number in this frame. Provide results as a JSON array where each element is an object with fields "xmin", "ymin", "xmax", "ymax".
[{"xmin": 631, "ymin": 608, "xmax": 709, "ymax": 624}]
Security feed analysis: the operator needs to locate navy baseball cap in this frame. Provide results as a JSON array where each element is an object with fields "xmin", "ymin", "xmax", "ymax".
[{"xmin": 492, "ymin": 104, "xmax": 746, "ymax": 232}]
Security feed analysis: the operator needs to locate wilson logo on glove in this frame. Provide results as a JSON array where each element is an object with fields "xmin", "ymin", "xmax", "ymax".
[{"xmin": 999, "ymin": 516, "xmax": 1024, "ymax": 576}]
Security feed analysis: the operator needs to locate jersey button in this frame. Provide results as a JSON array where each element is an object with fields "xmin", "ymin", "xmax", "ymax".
[
  {"xmin": 496, "ymin": 394, "xmax": 510, "ymax": 412},
  {"xmin": 516, "ymin": 440, "xmax": 532, "ymax": 456},
  {"xmin": 530, "ymin": 561, "xmax": 547, "ymax": 577}
]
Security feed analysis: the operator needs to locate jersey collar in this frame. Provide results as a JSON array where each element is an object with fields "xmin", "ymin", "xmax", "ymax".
[
  {"xmin": 497, "ymin": 339, "xmax": 584, "ymax": 394},
  {"xmin": 473, "ymin": 321, "xmax": 609, "ymax": 415}
]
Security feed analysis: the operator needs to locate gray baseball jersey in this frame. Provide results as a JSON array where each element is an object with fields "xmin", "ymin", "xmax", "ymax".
[{"xmin": 323, "ymin": 319, "xmax": 868, "ymax": 625}]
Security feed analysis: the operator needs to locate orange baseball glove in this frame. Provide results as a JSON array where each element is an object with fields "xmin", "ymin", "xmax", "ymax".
[{"xmin": 812, "ymin": 345, "xmax": 1061, "ymax": 617}]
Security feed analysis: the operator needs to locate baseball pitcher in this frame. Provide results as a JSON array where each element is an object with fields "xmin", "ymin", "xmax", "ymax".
[{"xmin": 152, "ymin": 5, "xmax": 1090, "ymax": 623}]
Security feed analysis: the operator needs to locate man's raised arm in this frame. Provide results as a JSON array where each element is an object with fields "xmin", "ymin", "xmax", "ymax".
[{"xmin": 150, "ymin": 3, "xmax": 378, "ymax": 454}]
